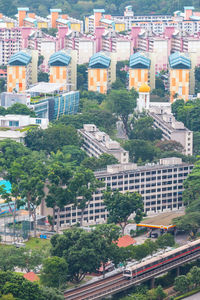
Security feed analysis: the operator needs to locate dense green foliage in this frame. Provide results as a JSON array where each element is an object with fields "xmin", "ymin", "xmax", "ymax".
[
  {"xmin": 104, "ymin": 190, "xmax": 143, "ymax": 234},
  {"xmin": 25, "ymin": 124, "xmax": 80, "ymax": 153},
  {"xmin": 173, "ymin": 160, "xmax": 200, "ymax": 236},
  {"xmin": 0, "ymin": 103, "xmax": 35, "ymax": 117},
  {"xmin": 55, "ymin": 110, "xmax": 117, "ymax": 135},
  {"xmin": 50, "ymin": 227, "xmax": 121, "ymax": 282},
  {"xmin": 172, "ymin": 99, "xmax": 200, "ymax": 131},
  {"xmin": 1, "ymin": 0, "xmax": 198, "ymax": 19}
]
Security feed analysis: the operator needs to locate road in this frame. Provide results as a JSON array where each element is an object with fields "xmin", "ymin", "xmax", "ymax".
[{"xmin": 184, "ymin": 292, "xmax": 200, "ymax": 299}]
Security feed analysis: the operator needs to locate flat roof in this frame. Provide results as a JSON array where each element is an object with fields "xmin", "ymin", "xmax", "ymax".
[{"xmin": 26, "ymin": 82, "xmax": 64, "ymax": 93}]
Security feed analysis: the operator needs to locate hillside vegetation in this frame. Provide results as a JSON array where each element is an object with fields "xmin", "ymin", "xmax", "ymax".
[{"xmin": 1, "ymin": 0, "xmax": 200, "ymax": 19}]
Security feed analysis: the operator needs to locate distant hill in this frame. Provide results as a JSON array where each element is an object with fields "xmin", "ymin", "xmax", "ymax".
[{"xmin": 1, "ymin": 0, "xmax": 200, "ymax": 20}]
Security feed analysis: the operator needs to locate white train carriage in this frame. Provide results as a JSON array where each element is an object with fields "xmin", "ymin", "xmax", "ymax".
[{"xmin": 123, "ymin": 239, "xmax": 200, "ymax": 279}]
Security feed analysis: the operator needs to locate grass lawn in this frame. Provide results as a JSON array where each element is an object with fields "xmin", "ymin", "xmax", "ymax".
[{"xmin": 25, "ymin": 237, "xmax": 50, "ymax": 251}]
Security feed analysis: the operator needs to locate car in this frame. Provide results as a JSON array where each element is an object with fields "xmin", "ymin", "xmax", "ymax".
[{"xmin": 151, "ymin": 233, "xmax": 158, "ymax": 238}]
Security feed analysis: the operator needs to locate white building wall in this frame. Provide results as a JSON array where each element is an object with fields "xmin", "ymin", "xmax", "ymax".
[
  {"xmin": 116, "ymin": 41, "xmax": 131, "ymax": 61},
  {"xmin": 78, "ymin": 40, "xmax": 95, "ymax": 64}
]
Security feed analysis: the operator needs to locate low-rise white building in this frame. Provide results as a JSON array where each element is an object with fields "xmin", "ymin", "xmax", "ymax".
[
  {"xmin": 149, "ymin": 109, "xmax": 193, "ymax": 156},
  {"xmin": 78, "ymin": 124, "xmax": 129, "ymax": 164},
  {"xmin": 0, "ymin": 114, "xmax": 48, "ymax": 143}
]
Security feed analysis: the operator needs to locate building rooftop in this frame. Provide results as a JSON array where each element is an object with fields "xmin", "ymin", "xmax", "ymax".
[
  {"xmin": 56, "ymin": 18, "xmax": 70, "ymax": 25},
  {"xmin": 23, "ymin": 272, "xmax": 39, "ymax": 282},
  {"xmin": 116, "ymin": 235, "xmax": 136, "ymax": 247},
  {"xmin": 8, "ymin": 51, "xmax": 32, "ymax": 66},
  {"xmin": 139, "ymin": 83, "xmax": 151, "ymax": 93},
  {"xmin": 26, "ymin": 82, "xmax": 64, "ymax": 94},
  {"xmin": 169, "ymin": 52, "xmax": 191, "ymax": 69},
  {"xmin": 149, "ymin": 111, "xmax": 191, "ymax": 132},
  {"xmin": 49, "ymin": 51, "xmax": 71, "ymax": 66},
  {"xmin": 89, "ymin": 52, "xmax": 111, "ymax": 68},
  {"xmin": 129, "ymin": 52, "xmax": 151, "ymax": 69},
  {"xmin": 93, "ymin": 9, "xmax": 105, "ymax": 13},
  {"xmin": 18, "ymin": 7, "xmax": 29, "ymax": 11},
  {"xmin": 94, "ymin": 157, "xmax": 191, "ymax": 176}
]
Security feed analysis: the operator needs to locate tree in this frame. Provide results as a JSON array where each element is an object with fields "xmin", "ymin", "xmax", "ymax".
[
  {"xmin": 50, "ymin": 228, "xmax": 103, "ymax": 283},
  {"xmin": 143, "ymin": 239, "xmax": 158, "ymax": 256},
  {"xmin": 147, "ymin": 285, "xmax": 167, "ymax": 300},
  {"xmin": 156, "ymin": 234, "xmax": 175, "ymax": 249},
  {"xmin": 0, "ymin": 247, "xmax": 23, "ymax": 271},
  {"xmin": 46, "ymin": 159, "xmax": 73, "ymax": 231},
  {"xmin": 188, "ymin": 266, "xmax": 200, "ymax": 288},
  {"xmin": 7, "ymin": 152, "xmax": 47, "ymax": 237},
  {"xmin": 0, "ymin": 140, "xmax": 29, "ymax": 171},
  {"xmin": 155, "ymin": 140, "xmax": 183, "ymax": 153},
  {"xmin": 111, "ymin": 78, "xmax": 125, "ymax": 90},
  {"xmin": 19, "ymin": 249, "xmax": 45, "ymax": 273},
  {"xmin": 95, "ymin": 224, "xmax": 121, "ymax": 243},
  {"xmin": 38, "ymin": 55, "xmax": 44, "ymax": 67},
  {"xmin": 6, "ymin": 103, "xmax": 35, "ymax": 117},
  {"xmin": 105, "ymin": 89, "xmax": 137, "ymax": 135},
  {"xmin": 173, "ymin": 212, "xmax": 200, "ymax": 237},
  {"xmin": 0, "ymin": 294, "xmax": 16, "ymax": 300},
  {"xmin": 174, "ymin": 275, "xmax": 190, "ymax": 294},
  {"xmin": 0, "ymin": 106, "xmax": 6, "ymax": 116},
  {"xmin": 104, "ymin": 190, "xmax": 143, "ymax": 234},
  {"xmin": 0, "ymin": 271, "xmax": 45, "ymax": 300},
  {"xmin": 69, "ymin": 168, "xmax": 101, "ymax": 226},
  {"xmin": 41, "ymin": 287, "xmax": 64, "ymax": 300},
  {"xmin": 25, "ymin": 124, "xmax": 80, "ymax": 153},
  {"xmin": 81, "ymin": 153, "xmax": 118, "ymax": 171},
  {"xmin": 77, "ymin": 64, "xmax": 88, "ymax": 90},
  {"xmin": 124, "ymin": 139, "xmax": 158, "ymax": 162},
  {"xmin": 38, "ymin": 72, "xmax": 49, "ymax": 82},
  {"xmin": 40, "ymin": 257, "xmax": 68, "ymax": 289},
  {"xmin": 56, "ymin": 110, "xmax": 117, "ymax": 135},
  {"xmin": 129, "ymin": 116, "xmax": 162, "ymax": 141}
]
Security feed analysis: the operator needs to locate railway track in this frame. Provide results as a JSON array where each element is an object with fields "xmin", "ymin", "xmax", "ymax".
[{"xmin": 64, "ymin": 272, "xmax": 125, "ymax": 300}]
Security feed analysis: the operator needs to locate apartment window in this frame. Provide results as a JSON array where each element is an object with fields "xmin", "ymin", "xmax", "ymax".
[
  {"xmin": 36, "ymin": 119, "xmax": 41, "ymax": 124},
  {"xmin": 9, "ymin": 121, "xmax": 19, "ymax": 127}
]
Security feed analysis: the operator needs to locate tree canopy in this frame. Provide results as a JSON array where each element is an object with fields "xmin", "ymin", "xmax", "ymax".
[{"xmin": 104, "ymin": 190, "xmax": 143, "ymax": 234}]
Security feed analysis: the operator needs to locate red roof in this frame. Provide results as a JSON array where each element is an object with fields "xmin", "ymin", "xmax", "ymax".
[
  {"xmin": 116, "ymin": 235, "xmax": 136, "ymax": 248},
  {"xmin": 23, "ymin": 272, "xmax": 39, "ymax": 282},
  {"xmin": 0, "ymin": 69, "xmax": 7, "ymax": 75}
]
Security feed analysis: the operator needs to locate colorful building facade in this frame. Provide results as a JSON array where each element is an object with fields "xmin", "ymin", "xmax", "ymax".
[
  {"xmin": 7, "ymin": 50, "xmax": 38, "ymax": 93},
  {"xmin": 88, "ymin": 52, "xmax": 116, "ymax": 94},
  {"xmin": 169, "ymin": 52, "xmax": 191, "ymax": 102},
  {"xmin": 129, "ymin": 52, "xmax": 151, "ymax": 91},
  {"xmin": 49, "ymin": 50, "xmax": 77, "ymax": 91}
]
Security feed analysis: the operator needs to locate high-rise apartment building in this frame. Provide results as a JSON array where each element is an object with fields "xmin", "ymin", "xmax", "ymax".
[
  {"xmin": 49, "ymin": 50, "xmax": 77, "ymax": 91},
  {"xmin": 7, "ymin": 50, "xmax": 38, "ymax": 93},
  {"xmin": 169, "ymin": 52, "xmax": 191, "ymax": 102},
  {"xmin": 88, "ymin": 52, "xmax": 116, "ymax": 94},
  {"xmin": 129, "ymin": 52, "xmax": 150, "ymax": 91}
]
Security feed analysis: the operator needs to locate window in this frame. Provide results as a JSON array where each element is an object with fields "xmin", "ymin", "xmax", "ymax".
[
  {"xmin": 36, "ymin": 119, "xmax": 41, "ymax": 124},
  {"xmin": 9, "ymin": 121, "xmax": 19, "ymax": 127}
]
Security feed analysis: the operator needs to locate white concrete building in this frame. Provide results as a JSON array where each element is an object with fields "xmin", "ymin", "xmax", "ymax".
[
  {"xmin": 149, "ymin": 109, "xmax": 193, "ymax": 156},
  {"xmin": 0, "ymin": 114, "xmax": 48, "ymax": 143},
  {"xmin": 40, "ymin": 157, "xmax": 193, "ymax": 227},
  {"xmin": 78, "ymin": 124, "xmax": 129, "ymax": 164}
]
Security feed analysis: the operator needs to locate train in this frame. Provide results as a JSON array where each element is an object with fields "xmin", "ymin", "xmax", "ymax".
[{"xmin": 123, "ymin": 239, "xmax": 200, "ymax": 279}]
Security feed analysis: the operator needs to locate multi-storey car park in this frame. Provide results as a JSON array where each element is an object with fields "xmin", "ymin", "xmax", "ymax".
[{"xmin": 40, "ymin": 157, "xmax": 193, "ymax": 227}]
